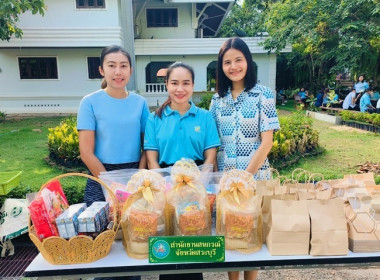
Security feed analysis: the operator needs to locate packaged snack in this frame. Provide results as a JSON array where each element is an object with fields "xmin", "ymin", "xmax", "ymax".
[
  {"xmin": 216, "ymin": 169, "xmax": 262, "ymax": 253},
  {"xmin": 28, "ymin": 180, "xmax": 69, "ymax": 241},
  {"xmin": 166, "ymin": 159, "xmax": 211, "ymax": 236},
  {"xmin": 121, "ymin": 169, "xmax": 167, "ymax": 259},
  {"xmin": 56, "ymin": 203, "xmax": 86, "ymax": 239},
  {"xmin": 78, "ymin": 209, "xmax": 101, "ymax": 233}
]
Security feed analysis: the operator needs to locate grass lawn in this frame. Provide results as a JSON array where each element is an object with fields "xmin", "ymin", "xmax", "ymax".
[{"xmin": 0, "ymin": 111, "xmax": 379, "ymax": 205}]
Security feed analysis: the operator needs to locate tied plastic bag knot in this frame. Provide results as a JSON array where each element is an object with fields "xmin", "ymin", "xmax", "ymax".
[
  {"xmin": 175, "ymin": 174, "xmax": 197, "ymax": 190},
  {"xmin": 137, "ymin": 180, "xmax": 155, "ymax": 203},
  {"xmin": 229, "ymin": 182, "xmax": 250, "ymax": 205}
]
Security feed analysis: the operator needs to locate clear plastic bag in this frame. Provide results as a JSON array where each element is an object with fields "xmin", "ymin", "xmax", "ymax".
[
  {"xmin": 216, "ymin": 169, "xmax": 262, "ymax": 253},
  {"xmin": 120, "ymin": 169, "xmax": 167, "ymax": 259},
  {"xmin": 166, "ymin": 159, "xmax": 212, "ymax": 236}
]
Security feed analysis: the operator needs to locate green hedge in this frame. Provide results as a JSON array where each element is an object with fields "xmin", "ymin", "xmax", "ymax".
[
  {"xmin": 47, "ymin": 110, "xmax": 320, "ymax": 173},
  {"xmin": 340, "ymin": 111, "xmax": 380, "ymax": 127}
]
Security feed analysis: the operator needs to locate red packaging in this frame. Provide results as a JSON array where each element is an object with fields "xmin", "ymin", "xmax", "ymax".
[{"xmin": 28, "ymin": 180, "xmax": 69, "ymax": 240}]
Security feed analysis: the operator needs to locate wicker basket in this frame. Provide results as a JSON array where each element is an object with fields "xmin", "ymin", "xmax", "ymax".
[
  {"xmin": 28, "ymin": 173, "xmax": 119, "ymax": 265},
  {"xmin": 0, "ymin": 171, "xmax": 22, "ymax": 195}
]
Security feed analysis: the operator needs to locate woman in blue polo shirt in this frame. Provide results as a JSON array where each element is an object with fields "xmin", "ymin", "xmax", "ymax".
[
  {"xmin": 144, "ymin": 62, "xmax": 220, "ymax": 169},
  {"xmin": 144, "ymin": 62, "xmax": 219, "ymax": 280}
]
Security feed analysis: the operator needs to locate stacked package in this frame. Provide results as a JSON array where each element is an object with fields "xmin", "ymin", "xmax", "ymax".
[
  {"xmin": 56, "ymin": 203, "xmax": 86, "ymax": 239},
  {"xmin": 78, "ymin": 201, "xmax": 110, "ymax": 234}
]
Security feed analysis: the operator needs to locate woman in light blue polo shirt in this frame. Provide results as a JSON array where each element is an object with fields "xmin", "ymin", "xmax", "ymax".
[
  {"xmin": 144, "ymin": 62, "xmax": 220, "ymax": 169},
  {"xmin": 77, "ymin": 46, "xmax": 149, "ymax": 211}
]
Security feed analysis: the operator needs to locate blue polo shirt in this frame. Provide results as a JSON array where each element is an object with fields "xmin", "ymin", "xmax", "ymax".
[
  {"xmin": 77, "ymin": 90, "xmax": 149, "ymax": 164},
  {"xmin": 360, "ymin": 93, "xmax": 372, "ymax": 112},
  {"xmin": 144, "ymin": 102, "xmax": 220, "ymax": 165}
]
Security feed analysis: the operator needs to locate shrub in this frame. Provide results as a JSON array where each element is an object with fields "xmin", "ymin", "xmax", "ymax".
[
  {"xmin": 340, "ymin": 111, "xmax": 380, "ymax": 127},
  {"xmin": 197, "ymin": 92, "xmax": 214, "ymax": 110},
  {"xmin": 48, "ymin": 116, "xmax": 81, "ymax": 165},
  {"xmin": 0, "ymin": 111, "xmax": 6, "ymax": 122},
  {"xmin": 269, "ymin": 111, "xmax": 319, "ymax": 162}
]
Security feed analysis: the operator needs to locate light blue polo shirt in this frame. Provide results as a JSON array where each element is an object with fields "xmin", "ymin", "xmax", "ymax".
[
  {"xmin": 77, "ymin": 90, "xmax": 149, "ymax": 164},
  {"xmin": 360, "ymin": 93, "xmax": 372, "ymax": 112},
  {"xmin": 144, "ymin": 101, "xmax": 220, "ymax": 165}
]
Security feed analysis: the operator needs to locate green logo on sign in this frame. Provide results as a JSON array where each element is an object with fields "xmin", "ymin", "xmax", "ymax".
[
  {"xmin": 152, "ymin": 240, "xmax": 170, "ymax": 259},
  {"xmin": 149, "ymin": 236, "xmax": 225, "ymax": 263}
]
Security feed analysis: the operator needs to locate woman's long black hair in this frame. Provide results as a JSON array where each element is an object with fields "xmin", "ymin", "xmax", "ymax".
[{"xmin": 216, "ymin": 37, "xmax": 257, "ymax": 97}]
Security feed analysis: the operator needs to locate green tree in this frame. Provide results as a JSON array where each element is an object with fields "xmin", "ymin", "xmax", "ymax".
[
  {"xmin": 218, "ymin": 0, "xmax": 264, "ymax": 37},
  {"xmin": 263, "ymin": 0, "xmax": 380, "ymax": 87},
  {"xmin": 219, "ymin": 0, "xmax": 380, "ymax": 89},
  {"xmin": 0, "ymin": 0, "xmax": 45, "ymax": 41}
]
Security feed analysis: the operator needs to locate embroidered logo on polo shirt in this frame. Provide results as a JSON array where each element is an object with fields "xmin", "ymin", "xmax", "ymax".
[{"xmin": 194, "ymin": 126, "xmax": 201, "ymax": 132}]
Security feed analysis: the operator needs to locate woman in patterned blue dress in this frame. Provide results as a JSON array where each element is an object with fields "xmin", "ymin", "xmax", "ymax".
[{"xmin": 209, "ymin": 37, "xmax": 280, "ymax": 280}]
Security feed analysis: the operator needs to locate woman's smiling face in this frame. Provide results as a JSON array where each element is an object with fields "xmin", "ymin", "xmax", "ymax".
[
  {"xmin": 222, "ymin": 48, "xmax": 248, "ymax": 85},
  {"xmin": 166, "ymin": 66, "xmax": 194, "ymax": 108},
  {"xmin": 99, "ymin": 51, "xmax": 132, "ymax": 91}
]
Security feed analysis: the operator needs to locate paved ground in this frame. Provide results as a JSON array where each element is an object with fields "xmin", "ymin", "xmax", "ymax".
[{"xmin": 138, "ymin": 268, "xmax": 380, "ymax": 280}]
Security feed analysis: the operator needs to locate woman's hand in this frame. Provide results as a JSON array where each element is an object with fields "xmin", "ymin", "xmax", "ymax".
[
  {"xmin": 245, "ymin": 130, "xmax": 274, "ymax": 175},
  {"xmin": 146, "ymin": 150, "xmax": 161, "ymax": 169},
  {"xmin": 79, "ymin": 130, "xmax": 106, "ymax": 177}
]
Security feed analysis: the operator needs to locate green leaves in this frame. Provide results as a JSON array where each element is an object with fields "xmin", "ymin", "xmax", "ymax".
[
  {"xmin": 0, "ymin": 0, "xmax": 45, "ymax": 41},
  {"xmin": 221, "ymin": 0, "xmax": 380, "ymax": 89}
]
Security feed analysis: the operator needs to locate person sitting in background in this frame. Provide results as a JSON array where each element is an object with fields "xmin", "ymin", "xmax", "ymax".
[
  {"xmin": 322, "ymin": 88, "xmax": 330, "ymax": 106},
  {"xmin": 315, "ymin": 88, "xmax": 324, "ymax": 107},
  {"xmin": 276, "ymin": 88, "xmax": 286, "ymax": 105},
  {"xmin": 330, "ymin": 90, "xmax": 343, "ymax": 108},
  {"xmin": 360, "ymin": 88, "xmax": 376, "ymax": 113},
  {"xmin": 298, "ymin": 87, "xmax": 308, "ymax": 105},
  {"xmin": 342, "ymin": 88, "xmax": 358, "ymax": 110},
  {"xmin": 370, "ymin": 87, "xmax": 379, "ymax": 107},
  {"xmin": 354, "ymin": 74, "xmax": 369, "ymax": 94}
]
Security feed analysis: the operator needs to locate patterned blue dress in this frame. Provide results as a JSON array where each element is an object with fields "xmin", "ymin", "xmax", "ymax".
[{"xmin": 209, "ymin": 84, "xmax": 280, "ymax": 179}]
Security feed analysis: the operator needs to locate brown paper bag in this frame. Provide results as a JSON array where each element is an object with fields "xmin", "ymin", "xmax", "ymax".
[
  {"xmin": 345, "ymin": 196, "xmax": 380, "ymax": 252},
  {"xmin": 256, "ymin": 168, "xmax": 282, "ymax": 198},
  {"xmin": 266, "ymin": 199, "xmax": 310, "ymax": 255},
  {"xmin": 296, "ymin": 173, "xmax": 326, "ymax": 200},
  {"xmin": 343, "ymin": 173, "xmax": 376, "ymax": 187},
  {"xmin": 261, "ymin": 179, "xmax": 298, "ymax": 243},
  {"xmin": 307, "ymin": 199, "xmax": 348, "ymax": 256}
]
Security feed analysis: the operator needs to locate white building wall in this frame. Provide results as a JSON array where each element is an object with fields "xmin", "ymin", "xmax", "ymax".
[
  {"xmin": 137, "ymin": 1, "xmax": 195, "ymax": 39},
  {"xmin": 135, "ymin": 53, "xmax": 277, "ymax": 107},
  {"xmin": 0, "ymin": 48, "xmax": 103, "ymax": 114},
  {"xmin": 17, "ymin": 0, "xmax": 120, "ymax": 28}
]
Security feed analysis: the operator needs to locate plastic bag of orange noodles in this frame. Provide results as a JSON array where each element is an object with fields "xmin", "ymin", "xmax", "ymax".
[{"xmin": 216, "ymin": 169, "xmax": 262, "ymax": 253}]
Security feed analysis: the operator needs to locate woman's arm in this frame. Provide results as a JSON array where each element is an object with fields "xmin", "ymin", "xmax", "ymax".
[
  {"xmin": 245, "ymin": 130, "xmax": 274, "ymax": 175},
  {"xmin": 146, "ymin": 150, "xmax": 161, "ymax": 169},
  {"xmin": 79, "ymin": 130, "xmax": 106, "ymax": 177},
  {"xmin": 203, "ymin": 148, "xmax": 217, "ymax": 165},
  {"xmin": 139, "ymin": 132, "xmax": 147, "ymax": 169}
]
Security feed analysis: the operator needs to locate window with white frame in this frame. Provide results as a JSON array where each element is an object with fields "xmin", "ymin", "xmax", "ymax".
[
  {"xmin": 147, "ymin": 8, "xmax": 178, "ymax": 27},
  {"xmin": 76, "ymin": 0, "xmax": 105, "ymax": 9},
  {"xmin": 18, "ymin": 57, "xmax": 58, "ymax": 79},
  {"xmin": 87, "ymin": 57, "xmax": 102, "ymax": 79}
]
